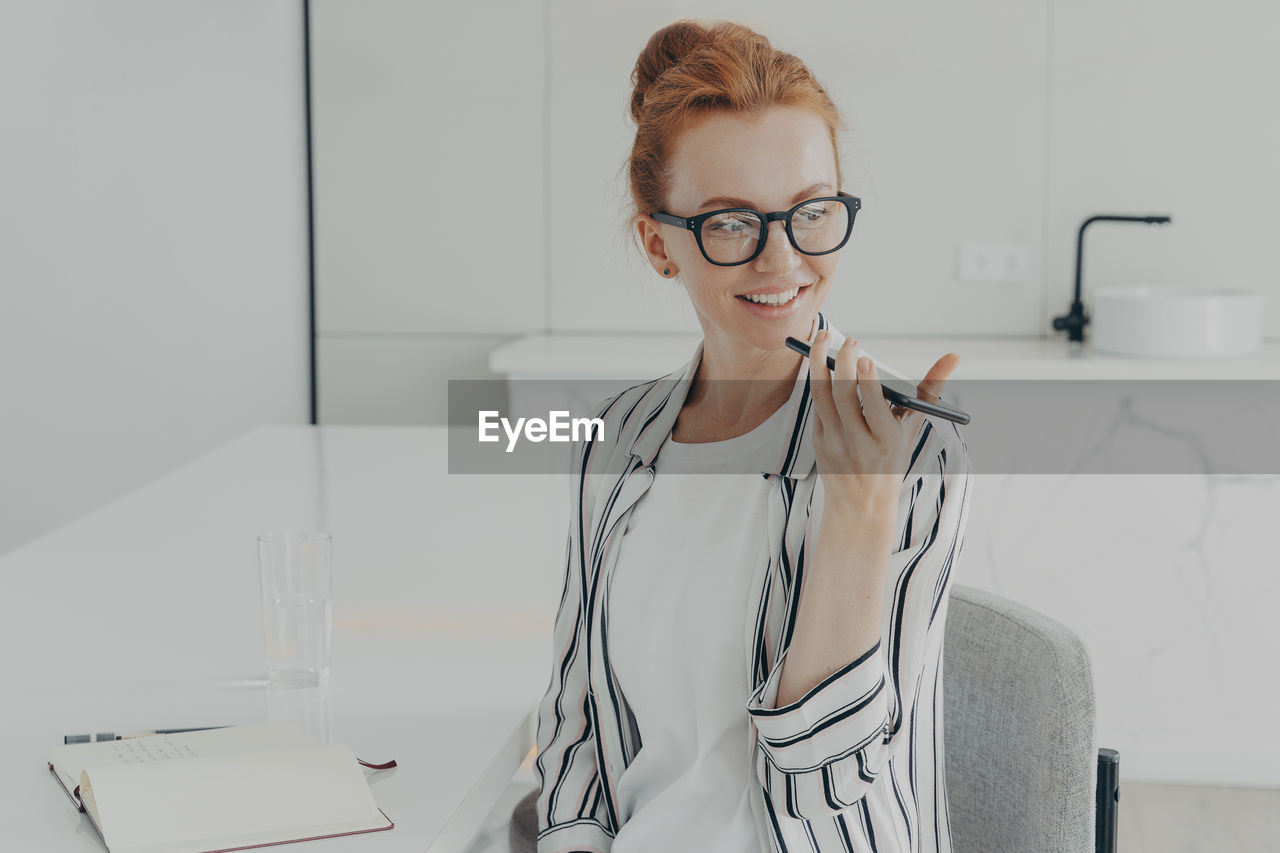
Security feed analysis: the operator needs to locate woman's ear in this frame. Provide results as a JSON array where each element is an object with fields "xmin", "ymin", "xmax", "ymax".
[{"xmin": 636, "ymin": 214, "xmax": 674, "ymax": 275}]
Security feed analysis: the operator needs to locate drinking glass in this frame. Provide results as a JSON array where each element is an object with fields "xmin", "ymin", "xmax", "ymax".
[{"xmin": 257, "ymin": 530, "xmax": 332, "ymax": 687}]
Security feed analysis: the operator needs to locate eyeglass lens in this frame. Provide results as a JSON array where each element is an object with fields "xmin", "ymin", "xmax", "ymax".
[{"xmin": 700, "ymin": 199, "xmax": 849, "ymax": 264}]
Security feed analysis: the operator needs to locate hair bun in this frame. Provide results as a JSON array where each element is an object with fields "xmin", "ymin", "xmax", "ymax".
[
  {"xmin": 629, "ymin": 20, "xmax": 724, "ymax": 125},
  {"xmin": 625, "ymin": 19, "xmax": 842, "ymax": 232}
]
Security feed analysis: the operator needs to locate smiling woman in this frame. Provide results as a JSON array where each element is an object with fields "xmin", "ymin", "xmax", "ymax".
[
  {"xmin": 638, "ymin": 103, "xmax": 845, "ymax": 388},
  {"xmin": 533, "ymin": 18, "xmax": 972, "ymax": 853}
]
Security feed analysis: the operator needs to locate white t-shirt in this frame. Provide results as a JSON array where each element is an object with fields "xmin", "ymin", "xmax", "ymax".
[{"xmin": 608, "ymin": 403, "xmax": 786, "ymax": 853}]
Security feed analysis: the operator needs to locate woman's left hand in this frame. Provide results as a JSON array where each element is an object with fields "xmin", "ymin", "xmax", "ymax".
[{"xmin": 809, "ymin": 329, "xmax": 960, "ymax": 512}]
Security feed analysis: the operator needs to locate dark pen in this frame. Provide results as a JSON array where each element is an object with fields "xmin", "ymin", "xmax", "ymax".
[
  {"xmin": 784, "ymin": 337, "xmax": 971, "ymax": 425},
  {"xmin": 63, "ymin": 727, "xmax": 229, "ymax": 745}
]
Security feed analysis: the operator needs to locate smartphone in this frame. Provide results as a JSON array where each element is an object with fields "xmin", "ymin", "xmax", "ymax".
[{"xmin": 784, "ymin": 336, "xmax": 971, "ymax": 425}]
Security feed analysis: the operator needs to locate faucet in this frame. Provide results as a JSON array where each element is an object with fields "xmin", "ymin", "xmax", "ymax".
[{"xmin": 1053, "ymin": 214, "xmax": 1173, "ymax": 346}]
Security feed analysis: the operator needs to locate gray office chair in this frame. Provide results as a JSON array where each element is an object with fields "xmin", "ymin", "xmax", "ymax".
[
  {"xmin": 509, "ymin": 785, "xmax": 537, "ymax": 853},
  {"xmin": 944, "ymin": 583, "xmax": 1117, "ymax": 853},
  {"xmin": 508, "ymin": 584, "xmax": 1117, "ymax": 853}
]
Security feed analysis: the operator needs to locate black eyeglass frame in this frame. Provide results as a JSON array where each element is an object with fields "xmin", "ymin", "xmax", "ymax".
[{"xmin": 651, "ymin": 191, "xmax": 861, "ymax": 267}]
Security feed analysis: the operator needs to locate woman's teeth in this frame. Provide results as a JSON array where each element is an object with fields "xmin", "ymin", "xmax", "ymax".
[{"xmin": 741, "ymin": 287, "xmax": 800, "ymax": 305}]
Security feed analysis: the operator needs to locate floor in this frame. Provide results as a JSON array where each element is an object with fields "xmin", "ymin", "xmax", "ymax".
[
  {"xmin": 462, "ymin": 757, "xmax": 1280, "ymax": 853},
  {"xmin": 1116, "ymin": 782, "xmax": 1280, "ymax": 853}
]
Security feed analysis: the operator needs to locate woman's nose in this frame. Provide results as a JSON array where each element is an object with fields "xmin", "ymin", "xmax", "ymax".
[{"xmin": 753, "ymin": 220, "xmax": 802, "ymax": 273}]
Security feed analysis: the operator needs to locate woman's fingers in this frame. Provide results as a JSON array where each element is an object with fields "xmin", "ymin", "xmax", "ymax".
[
  {"xmin": 811, "ymin": 335, "xmax": 955, "ymax": 470},
  {"xmin": 902, "ymin": 407, "xmax": 927, "ymax": 444},
  {"xmin": 903, "ymin": 353, "xmax": 959, "ymax": 443},
  {"xmin": 917, "ymin": 353, "xmax": 960, "ymax": 403},
  {"xmin": 830, "ymin": 338, "xmax": 869, "ymax": 436},
  {"xmin": 855, "ymin": 352, "xmax": 898, "ymax": 439},
  {"xmin": 808, "ymin": 330, "xmax": 842, "ymax": 433},
  {"xmin": 810, "ymin": 340, "xmax": 964, "ymax": 484}
]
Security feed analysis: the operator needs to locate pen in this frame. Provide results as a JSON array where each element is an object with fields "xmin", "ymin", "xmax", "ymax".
[
  {"xmin": 784, "ymin": 336, "xmax": 971, "ymax": 425},
  {"xmin": 63, "ymin": 727, "xmax": 229, "ymax": 745}
]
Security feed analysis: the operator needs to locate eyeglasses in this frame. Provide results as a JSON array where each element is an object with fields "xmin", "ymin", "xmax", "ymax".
[{"xmin": 651, "ymin": 191, "xmax": 861, "ymax": 267}]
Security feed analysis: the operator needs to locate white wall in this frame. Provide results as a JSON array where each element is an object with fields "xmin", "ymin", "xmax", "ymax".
[
  {"xmin": 314, "ymin": 0, "xmax": 1280, "ymax": 424},
  {"xmin": 1047, "ymin": 0, "xmax": 1280, "ymax": 321},
  {"xmin": 0, "ymin": 1, "xmax": 311, "ymax": 557},
  {"xmin": 310, "ymin": 0, "xmax": 545, "ymax": 425}
]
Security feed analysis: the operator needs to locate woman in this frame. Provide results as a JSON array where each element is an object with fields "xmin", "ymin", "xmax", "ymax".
[{"xmin": 534, "ymin": 19, "xmax": 972, "ymax": 853}]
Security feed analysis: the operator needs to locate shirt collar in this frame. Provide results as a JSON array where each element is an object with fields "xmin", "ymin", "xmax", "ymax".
[{"xmin": 624, "ymin": 311, "xmax": 849, "ymax": 481}]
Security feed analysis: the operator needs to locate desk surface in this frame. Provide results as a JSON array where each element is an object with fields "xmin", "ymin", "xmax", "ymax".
[{"xmin": 0, "ymin": 425, "xmax": 568, "ymax": 852}]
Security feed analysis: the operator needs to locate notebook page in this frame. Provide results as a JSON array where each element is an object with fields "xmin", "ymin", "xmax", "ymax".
[
  {"xmin": 81, "ymin": 743, "xmax": 388, "ymax": 853},
  {"xmin": 49, "ymin": 722, "xmax": 314, "ymax": 795}
]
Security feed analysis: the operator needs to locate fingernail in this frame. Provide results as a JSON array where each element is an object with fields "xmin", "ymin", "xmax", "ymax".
[{"xmin": 858, "ymin": 356, "xmax": 871, "ymax": 373}]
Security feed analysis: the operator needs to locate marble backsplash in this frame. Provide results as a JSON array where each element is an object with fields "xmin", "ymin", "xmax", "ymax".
[{"xmin": 963, "ymin": 473, "xmax": 1280, "ymax": 786}]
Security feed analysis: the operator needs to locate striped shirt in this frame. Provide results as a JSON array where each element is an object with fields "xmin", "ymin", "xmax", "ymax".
[{"xmin": 535, "ymin": 311, "xmax": 974, "ymax": 853}]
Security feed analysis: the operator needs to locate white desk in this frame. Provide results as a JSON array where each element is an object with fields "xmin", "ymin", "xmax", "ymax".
[{"xmin": 0, "ymin": 425, "xmax": 568, "ymax": 852}]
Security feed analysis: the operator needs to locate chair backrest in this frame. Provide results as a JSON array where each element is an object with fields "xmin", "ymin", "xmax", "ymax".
[{"xmin": 943, "ymin": 584, "xmax": 1097, "ymax": 853}]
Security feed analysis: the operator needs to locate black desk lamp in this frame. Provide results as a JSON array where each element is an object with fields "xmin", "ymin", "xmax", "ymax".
[{"xmin": 1053, "ymin": 214, "xmax": 1173, "ymax": 346}]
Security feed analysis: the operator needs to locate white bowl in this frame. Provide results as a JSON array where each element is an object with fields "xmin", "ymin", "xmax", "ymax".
[{"xmin": 1091, "ymin": 285, "xmax": 1263, "ymax": 359}]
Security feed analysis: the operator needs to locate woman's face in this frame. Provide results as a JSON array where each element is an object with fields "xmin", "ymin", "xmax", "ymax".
[{"xmin": 639, "ymin": 104, "xmax": 842, "ymax": 359}]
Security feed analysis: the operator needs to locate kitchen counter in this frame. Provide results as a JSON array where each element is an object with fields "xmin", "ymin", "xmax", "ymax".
[{"xmin": 489, "ymin": 333, "xmax": 1280, "ymax": 381}]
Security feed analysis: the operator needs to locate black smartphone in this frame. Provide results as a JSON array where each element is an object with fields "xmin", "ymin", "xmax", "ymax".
[{"xmin": 784, "ymin": 337, "xmax": 971, "ymax": 425}]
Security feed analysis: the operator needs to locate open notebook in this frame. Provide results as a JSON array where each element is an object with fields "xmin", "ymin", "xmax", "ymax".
[{"xmin": 48, "ymin": 722, "xmax": 393, "ymax": 853}]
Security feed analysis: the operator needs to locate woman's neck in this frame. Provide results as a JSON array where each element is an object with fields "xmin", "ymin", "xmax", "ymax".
[{"xmin": 683, "ymin": 341, "xmax": 802, "ymax": 426}]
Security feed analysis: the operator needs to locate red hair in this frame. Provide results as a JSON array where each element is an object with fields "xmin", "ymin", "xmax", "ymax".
[{"xmin": 626, "ymin": 19, "xmax": 846, "ymax": 242}]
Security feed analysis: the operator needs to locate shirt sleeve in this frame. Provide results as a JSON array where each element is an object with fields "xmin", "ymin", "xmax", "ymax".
[
  {"xmin": 744, "ymin": 419, "xmax": 974, "ymax": 820},
  {"xmin": 535, "ymin": 395, "xmax": 621, "ymax": 853}
]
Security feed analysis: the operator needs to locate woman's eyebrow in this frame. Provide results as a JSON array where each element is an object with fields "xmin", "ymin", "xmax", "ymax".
[{"xmin": 697, "ymin": 182, "xmax": 833, "ymax": 211}]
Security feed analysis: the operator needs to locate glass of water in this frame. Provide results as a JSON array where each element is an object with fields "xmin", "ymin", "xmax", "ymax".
[{"xmin": 257, "ymin": 530, "xmax": 332, "ymax": 687}]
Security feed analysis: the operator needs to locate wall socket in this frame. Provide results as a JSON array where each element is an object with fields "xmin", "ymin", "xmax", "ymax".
[{"xmin": 957, "ymin": 244, "xmax": 1030, "ymax": 283}]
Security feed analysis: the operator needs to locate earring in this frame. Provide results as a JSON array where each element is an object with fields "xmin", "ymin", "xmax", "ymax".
[{"xmin": 663, "ymin": 268, "xmax": 670, "ymax": 276}]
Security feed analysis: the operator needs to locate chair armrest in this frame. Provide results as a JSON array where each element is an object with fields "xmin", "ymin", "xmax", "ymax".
[{"xmin": 1096, "ymin": 748, "xmax": 1119, "ymax": 853}]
